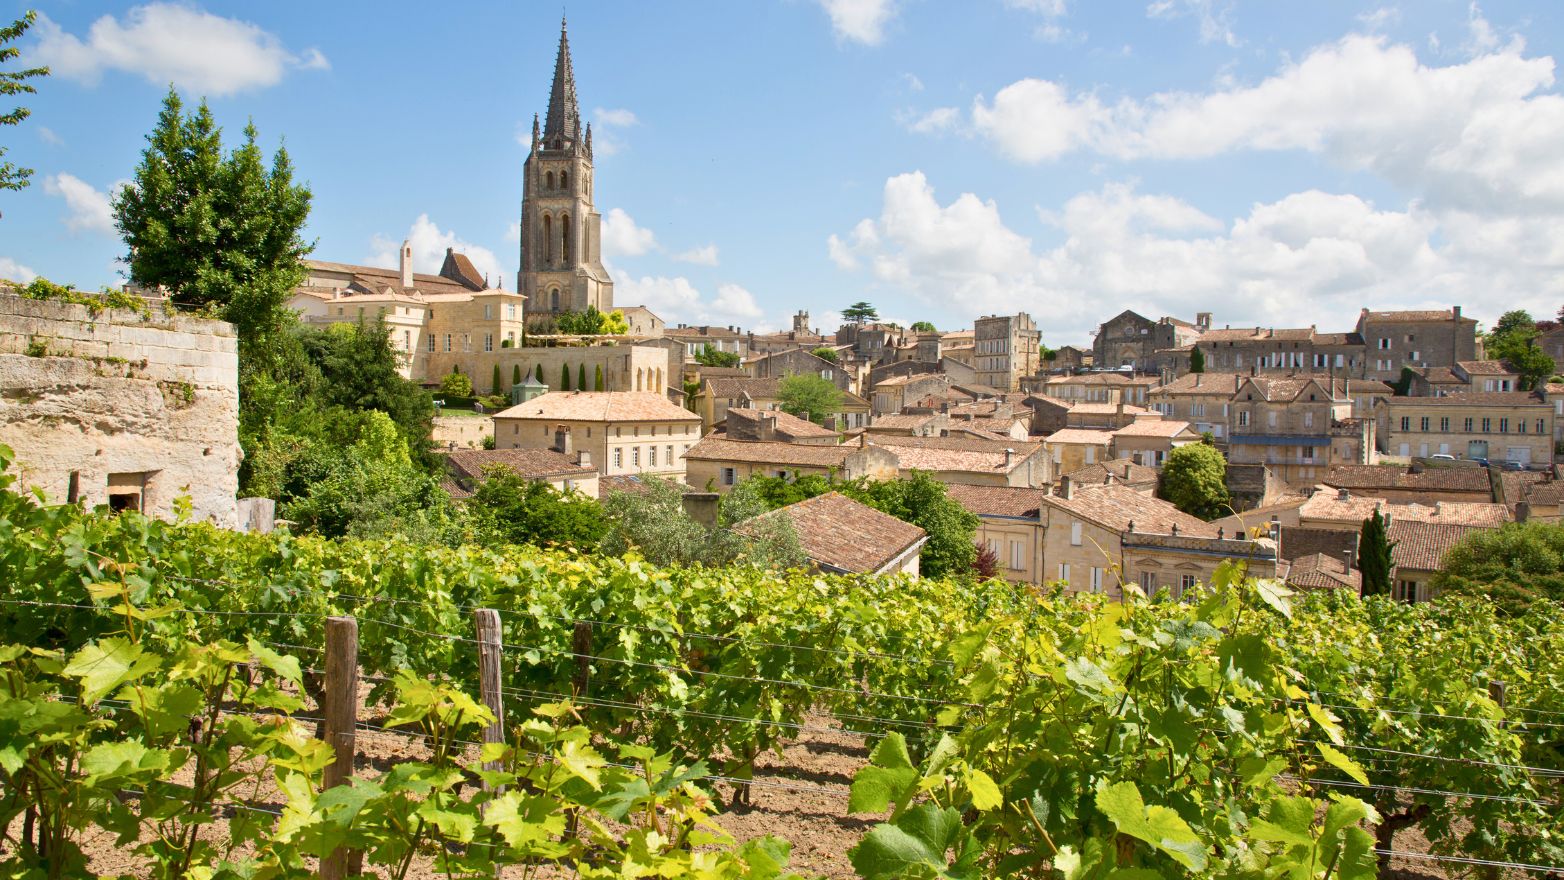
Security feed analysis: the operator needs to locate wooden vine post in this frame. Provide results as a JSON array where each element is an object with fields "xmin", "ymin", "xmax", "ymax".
[
  {"xmin": 321, "ymin": 615, "xmax": 359, "ymax": 880},
  {"xmin": 474, "ymin": 609, "xmax": 506, "ymax": 780},
  {"xmin": 571, "ymin": 621, "xmax": 592, "ymax": 697}
]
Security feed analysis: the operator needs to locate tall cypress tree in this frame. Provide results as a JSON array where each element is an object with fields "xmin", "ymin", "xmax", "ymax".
[
  {"xmin": 578, "ymin": 363, "xmax": 587, "ymax": 391},
  {"xmin": 1359, "ymin": 510, "xmax": 1396, "ymax": 596},
  {"xmin": 491, "ymin": 363, "xmax": 502, "ymax": 395},
  {"xmin": 1189, "ymin": 346, "xmax": 1205, "ymax": 373},
  {"xmin": 560, "ymin": 363, "xmax": 571, "ymax": 391},
  {"xmin": 594, "ymin": 364, "xmax": 604, "ymax": 391},
  {"xmin": 535, "ymin": 363, "xmax": 544, "ymax": 384},
  {"xmin": 513, "ymin": 363, "xmax": 522, "ymax": 385}
]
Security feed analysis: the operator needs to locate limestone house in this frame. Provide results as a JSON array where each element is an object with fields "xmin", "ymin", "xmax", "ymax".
[
  {"xmin": 745, "ymin": 348, "xmax": 850, "ymax": 392},
  {"xmin": 1386, "ymin": 520, "xmax": 1489, "ymax": 603},
  {"xmin": 945, "ymin": 484, "xmax": 1050, "ymax": 584},
  {"xmin": 1110, "ymin": 419, "xmax": 1200, "ymax": 467},
  {"xmin": 1374, "ymin": 391, "xmax": 1552, "ymax": 467},
  {"xmin": 0, "ymin": 293, "xmax": 240, "ymax": 527},
  {"xmin": 439, "ymin": 447, "xmax": 599, "ymax": 500},
  {"xmin": 1227, "ymin": 375, "xmax": 1353, "ymax": 486},
  {"xmin": 871, "ymin": 435, "xmax": 1049, "ymax": 488},
  {"xmin": 1147, "ymin": 372, "xmax": 1243, "ymax": 439},
  {"xmin": 1356, "ymin": 307, "xmax": 1479, "ymax": 382},
  {"xmin": 865, "ymin": 413, "xmax": 949, "ymax": 437},
  {"xmin": 1041, "ymin": 479, "xmax": 1279, "ymax": 598},
  {"xmin": 683, "ymin": 436, "xmax": 898, "ymax": 492},
  {"xmin": 1044, "ymin": 428, "xmax": 1115, "ymax": 475},
  {"xmin": 491, "ymin": 391, "xmax": 701, "ymax": 478},
  {"xmin": 1062, "ymin": 459, "xmax": 1161, "ymax": 495},
  {"xmin": 693, "ymin": 376, "xmax": 781, "ymax": 434},
  {"xmin": 737, "ymin": 492, "xmax": 927, "ymax": 576},
  {"xmin": 719, "ymin": 406, "xmax": 840, "ymax": 446}
]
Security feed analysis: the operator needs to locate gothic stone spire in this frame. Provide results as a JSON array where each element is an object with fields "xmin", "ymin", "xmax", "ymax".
[{"xmin": 542, "ymin": 17, "xmax": 580, "ymax": 147}]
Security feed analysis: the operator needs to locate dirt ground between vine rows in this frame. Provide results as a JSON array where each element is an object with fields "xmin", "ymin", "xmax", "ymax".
[{"xmin": 29, "ymin": 680, "xmax": 1471, "ymax": 879}]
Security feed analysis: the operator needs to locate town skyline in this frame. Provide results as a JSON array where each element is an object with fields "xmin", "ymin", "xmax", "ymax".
[{"xmin": 4, "ymin": 1, "xmax": 1562, "ymax": 341}]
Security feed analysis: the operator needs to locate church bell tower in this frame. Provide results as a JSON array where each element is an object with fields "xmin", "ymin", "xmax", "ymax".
[{"xmin": 519, "ymin": 18, "xmax": 613, "ymax": 322}]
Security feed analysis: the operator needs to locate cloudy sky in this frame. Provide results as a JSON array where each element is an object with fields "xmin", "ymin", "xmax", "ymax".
[{"xmin": 3, "ymin": 1, "xmax": 1562, "ymax": 344}]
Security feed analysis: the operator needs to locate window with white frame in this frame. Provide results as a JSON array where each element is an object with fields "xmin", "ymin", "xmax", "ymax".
[
  {"xmin": 484, "ymin": 334, "xmax": 493, "ymax": 352},
  {"xmin": 484, "ymin": 304, "xmax": 492, "ymax": 320},
  {"xmin": 1378, "ymin": 338, "xmax": 1391, "ymax": 349},
  {"xmin": 612, "ymin": 448, "xmax": 622, "ymax": 469},
  {"xmin": 632, "ymin": 447, "xmax": 641, "ymax": 467},
  {"xmin": 1090, "ymin": 567, "xmax": 1104, "ymax": 593},
  {"xmin": 1138, "ymin": 571, "xmax": 1156, "ymax": 592},
  {"xmin": 427, "ymin": 335, "xmax": 435, "ymax": 353},
  {"xmin": 444, "ymin": 334, "xmax": 452, "ymax": 352},
  {"xmin": 648, "ymin": 447, "xmax": 657, "ymax": 467},
  {"xmin": 1180, "ymin": 574, "xmax": 1198, "ymax": 591},
  {"xmin": 1058, "ymin": 563, "xmax": 1071, "ymax": 584}
]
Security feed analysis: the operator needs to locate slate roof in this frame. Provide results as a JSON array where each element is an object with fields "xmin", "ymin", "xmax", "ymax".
[
  {"xmin": 493, "ymin": 392, "xmax": 700, "ymax": 423},
  {"xmin": 1047, "ymin": 483, "xmax": 1220, "ymax": 537},
  {"xmin": 1387, "ymin": 520, "xmax": 1487, "ymax": 571},
  {"xmin": 739, "ymin": 492, "xmax": 926, "ymax": 574},
  {"xmin": 945, "ymin": 484, "xmax": 1051, "ymax": 518}
]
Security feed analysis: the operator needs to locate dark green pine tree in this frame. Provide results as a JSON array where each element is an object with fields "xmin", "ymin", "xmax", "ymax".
[
  {"xmin": 594, "ymin": 364, "xmax": 604, "ymax": 391},
  {"xmin": 492, "ymin": 364, "xmax": 502, "ymax": 395},
  {"xmin": 1359, "ymin": 510, "xmax": 1396, "ymax": 596},
  {"xmin": 578, "ymin": 363, "xmax": 587, "ymax": 391},
  {"xmin": 560, "ymin": 363, "xmax": 571, "ymax": 391},
  {"xmin": 1189, "ymin": 346, "xmax": 1205, "ymax": 373},
  {"xmin": 535, "ymin": 363, "xmax": 544, "ymax": 384}
]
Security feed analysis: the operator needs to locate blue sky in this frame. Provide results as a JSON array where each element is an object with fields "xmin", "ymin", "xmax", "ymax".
[{"xmin": 3, "ymin": 1, "xmax": 1562, "ymax": 345}]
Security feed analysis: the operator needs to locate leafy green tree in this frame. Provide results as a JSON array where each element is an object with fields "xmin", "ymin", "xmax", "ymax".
[
  {"xmin": 578, "ymin": 363, "xmax": 587, "ymax": 391},
  {"xmin": 1430, "ymin": 522, "xmax": 1564, "ymax": 614},
  {"xmin": 1189, "ymin": 346, "xmax": 1205, "ymax": 373},
  {"xmin": 843, "ymin": 301, "xmax": 879, "ymax": 324},
  {"xmin": 1358, "ymin": 510, "xmax": 1395, "ymax": 597},
  {"xmin": 599, "ymin": 477, "xmax": 803, "ymax": 569},
  {"xmin": 727, "ymin": 473, "xmax": 833, "ymax": 510},
  {"xmin": 467, "ymin": 466, "xmax": 606, "ymax": 549},
  {"xmin": 910, "ymin": 321, "xmax": 937, "ymax": 333},
  {"xmin": 439, "ymin": 369, "xmax": 473, "ymax": 398},
  {"xmin": 778, "ymin": 373, "xmax": 842, "ymax": 424},
  {"xmin": 560, "ymin": 363, "xmax": 571, "ymax": 391},
  {"xmin": 491, "ymin": 364, "xmax": 502, "ymax": 395},
  {"xmin": 594, "ymin": 364, "xmax": 604, "ymax": 391},
  {"xmin": 840, "ymin": 472, "xmax": 978, "ymax": 579},
  {"xmin": 1485, "ymin": 309, "xmax": 1553, "ymax": 389},
  {"xmin": 1158, "ymin": 443, "xmax": 1230, "ymax": 520},
  {"xmin": 811, "ymin": 346, "xmax": 840, "ymax": 364},
  {"xmin": 114, "ymin": 88, "xmax": 312, "ymax": 347},
  {"xmin": 693, "ymin": 345, "xmax": 740, "ymax": 368},
  {"xmin": 0, "ymin": 11, "xmax": 48, "ymax": 194},
  {"xmin": 1491, "ymin": 309, "xmax": 1535, "ymax": 339}
]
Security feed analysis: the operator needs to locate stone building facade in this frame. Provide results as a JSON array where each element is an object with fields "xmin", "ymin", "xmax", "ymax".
[
  {"xmin": 973, "ymin": 312, "xmax": 1039, "ymax": 391},
  {"xmin": 0, "ymin": 294, "xmax": 240, "ymax": 527},
  {"xmin": 518, "ymin": 19, "xmax": 614, "ymax": 319},
  {"xmin": 491, "ymin": 391, "xmax": 701, "ymax": 478},
  {"xmin": 1375, "ymin": 392, "xmax": 1552, "ymax": 466},
  {"xmin": 1092, "ymin": 310, "xmax": 1206, "ymax": 371},
  {"xmin": 1227, "ymin": 376, "xmax": 1353, "ymax": 485}
]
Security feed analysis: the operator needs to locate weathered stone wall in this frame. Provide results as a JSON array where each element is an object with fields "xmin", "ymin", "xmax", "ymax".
[
  {"xmin": 0, "ymin": 294, "xmax": 240, "ymax": 527},
  {"xmin": 432, "ymin": 414, "xmax": 494, "ymax": 450}
]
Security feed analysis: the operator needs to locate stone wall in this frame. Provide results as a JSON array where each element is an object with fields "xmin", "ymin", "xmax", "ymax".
[
  {"xmin": 0, "ymin": 294, "xmax": 240, "ymax": 527},
  {"xmin": 432, "ymin": 414, "xmax": 494, "ymax": 450}
]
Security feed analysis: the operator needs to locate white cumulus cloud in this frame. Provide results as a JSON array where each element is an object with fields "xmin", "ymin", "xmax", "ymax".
[
  {"xmin": 611, "ymin": 265, "xmax": 764, "ymax": 328},
  {"xmin": 0, "ymin": 258, "xmax": 39, "ymax": 284},
  {"xmin": 601, "ymin": 208, "xmax": 658, "ymax": 257},
  {"xmin": 32, "ymin": 4, "xmax": 328, "ymax": 95},
  {"xmin": 44, "ymin": 173, "xmax": 118, "ymax": 234},
  {"xmin": 829, "ymin": 172, "xmax": 1560, "ymax": 343},
  {"xmin": 818, "ymin": 0, "xmax": 898, "ymax": 45},
  {"xmin": 902, "ymin": 106, "xmax": 961, "ymax": 134},
  {"xmin": 673, "ymin": 244, "xmax": 720, "ymax": 266},
  {"xmin": 1146, "ymin": 0, "xmax": 1238, "ymax": 47},
  {"xmin": 368, "ymin": 215, "xmax": 503, "ymax": 287}
]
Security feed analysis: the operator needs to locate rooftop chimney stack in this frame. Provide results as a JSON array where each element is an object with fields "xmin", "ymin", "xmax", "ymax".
[
  {"xmin": 400, "ymin": 240, "xmax": 414, "ymax": 288},
  {"xmin": 682, "ymin": 493, "xmax": 720, "ymax": 529},
  {"xmin": 553, "ymin": 428, "xmax": 573, "ymax": 456}
]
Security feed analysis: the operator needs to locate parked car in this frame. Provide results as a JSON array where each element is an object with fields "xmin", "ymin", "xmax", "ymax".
[
  {"xmin": 1498, "ymin": 460, "xmax": 1527, "ymax": 471},
  {"xmin": 1429, "ymin": 453, "xmax": 1457, "ymax": 461}
]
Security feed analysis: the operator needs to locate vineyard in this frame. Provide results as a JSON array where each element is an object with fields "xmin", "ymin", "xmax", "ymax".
[{"xmin": 1, "ymin": 444, "xmax": 1562, "ymax": 879}]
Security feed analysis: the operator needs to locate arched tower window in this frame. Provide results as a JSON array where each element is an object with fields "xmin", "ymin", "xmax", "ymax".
[
  {"xmin": 545, "ymin": 171, "xmax": 554, "ymax": 190},
  {"xmin": 561, "ymin": 171, "xmax": 569, "ymax": 191},
  {"xmin": 550, "ymin": 288, "xmax": 560, "ymax": 311},
  {"xmin": 561, "ymin": 214, "xmax": 572, "ymax": 263},
  {"xmin": 543, "ymin": 215, "xmax": 553, "ymax": 264}
]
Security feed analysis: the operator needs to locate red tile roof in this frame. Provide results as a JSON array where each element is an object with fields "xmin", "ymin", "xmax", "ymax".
[
  {"xmin": 739, "ymin": 492, "xmax": 926, "ymax": 574},
  {"xmin": 1387, "ymin": 520, "xmax": 1488, "ymax": 571},
  {"xmin": 494, "ymin": 392, "xmax": 700, "ymax": 423},
  {"xmin": 945, "ymin": 484, "xmax": 1050, "ymax": 518}
]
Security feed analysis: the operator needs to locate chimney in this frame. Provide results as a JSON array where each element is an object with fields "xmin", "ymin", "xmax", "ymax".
[
  {"xmin": 1337, "ymin": 487, "xmax": 1350, "ymax": 501},
  {"xmin": 1005, "ymin": 448, "xmax": 1015, "ymax": 469},
  {"xmin": 577, "ymin": 450, "xmax": 592, "ymax": 468},
  {"xmin": 1127, "ymin": 519, "xmax": 1135, "ymax": 533},
  {"xmin": 1343, "ymin": 549, "xmax": 1355, "ymax": 573},
  {"xmin": 758, "ymin": 412, "xmax": 777, "ymax": 441},
  {"xmin": 1217, "ymin": 527, "xmax": 1225, "ymax": 539},
  {"xmin": 400, "ymin": 240, "xmax": 414, "ymax": 288},
  {"xmin": 823, "ymin": 414, "xmax": 839, "ymax": 431},
  {"xmin": 1171, "ymin": 523, "xmax": 1180, "ymax": 536},
  {"xmin": 1061, "ymin": 476, "xmax": 1075, "ymax": 499},
  {"xmin": 1452, "ymin": 306, "xmax": 1461, "ymax": 319},
  {"xmin": 681, "ymin": 492, "xmax": 720, "ymax": 529},
  {"xmin": 1435, "ymin": 501, "xmax": 1444, "ymax": 517},
  {"xmin": 553, "ymin": 427, "xmax": 572, "ymax": 456}
]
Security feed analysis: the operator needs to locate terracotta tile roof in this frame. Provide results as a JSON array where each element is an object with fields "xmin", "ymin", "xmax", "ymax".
[
  {"xmin": 1047, "ymin": 483, "xmax": 1219, "ymax": 537},
  {"xmin": 740, "ymin": 492, "xmax": 926, "ymax": 574},
  {"xmin": 1363, "ymin": 308, "xmax": 1469, "ymax": 322},
  {"xmin": 1417, "ymin": 367, "xmax": 1464, "ymax": 385},
  {"xmin": 684, "ymin": 438, "xmax": 862, "ymax": 468},
  {"xmin": 840, "ymin": 390, "xmax": 871, "ymax": 408},
  {"xmin": 1317, "ymin": 332, "xmax": 1365, "ymax": 345},
  {"xmin": 1065, "ymin": 403, "xmax": 1153, "ymax": 415},
  {"xmin": 870, "ymin": 414, "xmax": 939, "ymax": 430},
  {"xmin": 1525, "ymin": 480, "xmax": 1564, "ymax": 505},
  {"xmin": 874, "ymin": 435, "xmax": 1041, "ymax": 474},
  {"xmin": 704, "ymin": 377, "xmax": 784, "ymax": 400},
  {"xmin": 494, "ymin": 392, "xmax": 700, "ymax": 423},
  {"xmin": 1062, "ymin": 458, "xmax": 1161, "ymax": 488},
  {"xmin": 1347, "ymin": 379, "xmax": 1393, "ymax": 394},
  {"xmin": 724, "ymin": 407, "xmax": 837, "ymax": 441},
  {"xmin": 442, "ymin": 448, "xmax": 595, "ymax": 484},
  {"xmin": 440, "ymin": 251, "xmax": 487, "ymax": 289},
  {"xmin": 667, "ymin": 325, "xmax": 744, "ymax": 339},
  {"xmin": 945, "ymin": 484, "xmax": 1050, "ymax": 518},
  {"xmin": 1237, "ymin": 376, "xmax": 1341, "ymax": 403},
  {"xmin": 1287, "ymin": 553, "xmax": 1361, "ymax": 591},
  {"xmin": 1387, "ymin": 520, "xmax": 1488, "ymax": 571},
  {"xmin": 1544, "ymin": 383, "xmax": 1564, "ymax": 395},
  {"xmin": 1458, "ymin": 360, "xmax": 1517, "ymax": 376},
  {"xmin": 1151, "ymin": 373, "xmax": 1246, "ymax": 395},
  {"xmin": 966, "ymin": 416, "xmax": 1028, "ymax": 435},
  {"xmin": 1279, "ymin": 525, "xmax": 1358, "ymax": 563},
  {"xmin": 1380, "ymin": 391, "xmax": 1545, "ymax": 407},
  {"xmin": 1299, "ymin": 492, "xmax": 1510, "ymax": 527},
  {"xmin": 1197, "ymin": 327, "xmax": 1268, "ymax": 342},
  {"xmin": 1047, "ymin": 373, "xmax": 1130, "ymax": 386},
  {"xmin": 1112, "ymin": 419, "xmax": 1194, "ymax": 438},
  {"xmin": 1044, "ymin": 428, "xmax": 1115, "ymax": 446},
  {"xmin": 873, "ymin": 375, "xmax": 916, "ymax": 387},
  {"xmin": 1322, "ymin": 465, "xmax": 1493, "ymax": 494}
]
